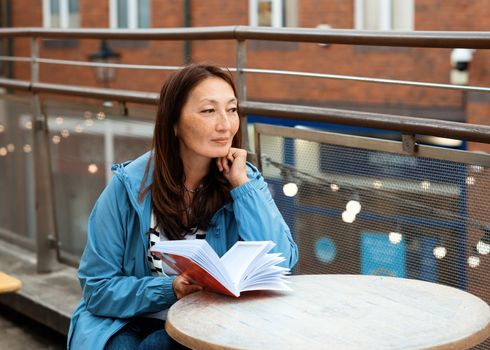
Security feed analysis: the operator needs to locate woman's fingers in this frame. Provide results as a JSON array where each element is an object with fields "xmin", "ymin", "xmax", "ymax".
[{"xmin": 173, "ymin": 275, "xmax": 203, "ymax": 299}]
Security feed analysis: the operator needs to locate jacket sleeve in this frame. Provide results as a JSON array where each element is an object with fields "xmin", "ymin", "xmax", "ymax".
[
  {"xmin": 230, "ymin": 163, "xmax": 299, "ymax": 269},
  {"xmin": 77, "ymin": 175, "xmax": 177, "ymax": 318}
]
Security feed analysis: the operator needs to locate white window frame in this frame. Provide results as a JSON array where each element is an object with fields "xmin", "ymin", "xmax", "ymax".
[
  {"xmin": 355, "ymin": 0, "xmax": 414, "ymax": 31},
  {"xmin": 249, "ymin": 0, "xmax": 284, "ymax": 27},
  {"xmin": 43, "ymin": 0, "xmax": 71, "ymax": 28},
  {"xmin": 109, "ymin": 0, "xmax": 145, "ymax": 29}
]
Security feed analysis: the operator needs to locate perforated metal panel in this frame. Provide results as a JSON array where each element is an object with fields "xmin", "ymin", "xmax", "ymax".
[{"xmin": 255, "ymin": 124, "xmax": 490, "ymax": 349}]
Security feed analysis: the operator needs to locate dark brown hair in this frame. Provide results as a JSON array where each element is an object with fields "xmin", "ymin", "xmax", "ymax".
[{"xmin": 140, "ymin": 64, "xmax": 242, "ymax": 239}]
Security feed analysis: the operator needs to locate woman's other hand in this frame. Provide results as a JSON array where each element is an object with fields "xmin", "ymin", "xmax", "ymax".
[
  {"xmin": 173, "ymin": 275, "xmax": 203, "ymax": 300},
  {"xmin": 217, "ymin": 147, "xmax": 249, "ymax": 188}
]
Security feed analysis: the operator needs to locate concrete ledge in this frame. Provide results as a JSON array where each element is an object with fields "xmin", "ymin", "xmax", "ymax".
[{"xmin": 0, "ymin": 240, "xmax": 81, "ymax": 336}]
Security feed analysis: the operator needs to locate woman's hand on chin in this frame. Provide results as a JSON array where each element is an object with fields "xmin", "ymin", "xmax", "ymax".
[{"xmin": 216, "ymin": 147, "xmax": 250, "ymax": 188}]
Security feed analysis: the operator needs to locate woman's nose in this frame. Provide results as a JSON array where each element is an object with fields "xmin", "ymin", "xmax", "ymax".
[{"xmin": 216, "ymin": 110, "xmax": 231, "ymax": 131}]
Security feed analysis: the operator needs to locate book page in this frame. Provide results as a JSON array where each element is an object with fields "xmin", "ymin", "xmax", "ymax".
[{"xmin": 220, "ymin": 241, "xmax": 275, "ymax": 287}]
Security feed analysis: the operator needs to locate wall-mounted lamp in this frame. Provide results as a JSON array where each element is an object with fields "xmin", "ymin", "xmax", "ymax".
[
  {"xmin": 88, "ymin": 40, "xmax": 121, "ymax": 87},
  {"xmin": 450, "ymin": 48, "xmax": 475, "ymax": 85}
]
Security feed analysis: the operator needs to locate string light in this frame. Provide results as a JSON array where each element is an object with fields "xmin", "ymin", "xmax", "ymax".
[
  {"xmin": 0, "ymin": 124, "xmax": 4, "ymax": 133},
  {"xmin": 61, "ymin": 129, "xmax": 70, "ymax": 138},
  {"xmin": 330, "ymin": 183, "xmax": 339, "ymax": 192},
  {"xmin": 433, "ymin": 246, "xmax": 447, "ymax": 259},
  {"xmin": 0, "ymin": 147, "xmax": 7, "ymax": 156},
  {"xmin": 373, "ymin": 180, "xmax": 383, "ymax": 189},
  {"xmin": 88, "ymin": 163, "xmax": 98, "ymax": 174},
  {"xmin": 23, "ymin": 144, "xmax": 32, "ymax": 153},
  {"xmin": 83, "ymin": 111, "xmax": 92, "ymax": 119},
  {"xmin": 346, "ymin": 199, "xmax": 361, "ymax": 215},
  {"xmin": 342, "ymin": 211, "xmax": 356, "ymax": 223},
  {"xmin": 6, "ymin": 144, "xmax": 15, "ymax": 152},
  {"xmin": 97, "ymin": 112, "xmax": 106, "ymax": 120},
  {"xmin": 74, "ymin": 125, "xmax": 83, "ymax": 133},
  {"xmin": 25, "ymin": 121, "xmax": 32, "ymax": 129},
  {"xmin": 420, "ymin": 180, "xmax": 431, "ymax": 191},
  {"xmin": 476, "ymin": 228, "xmax": 490, "ymax": 255},
  {"xmin": 465, "ymin": 176, "xmax": 475, "ymax": 185},
  {"xmin": 283, "ymin": 182, "xmax": 298, "ymax": 197},
  {"xmin": 55, "ymin": 116, "xmax": 64, "ymax": 125},
  {"xmin": 85, "ymin": 119, "xmax": 94, "ymax": 127},
  {"xmin": 468, "ymin": 256, "xmax": 480, "ymax": 268},
  {"xmin": 476, "ymin": 240, "xmax": 490, "ymax": 255},
  {"xmin": 52, "ymin": 135, "xmax": 61, "ymax": 144},
  {"xmin": 470, "ymin": 165, "xmax": 484, "ymax": 173},
  {"xmin": 389, "ymin": 231, "xmax": 403, "ymax": 244}
]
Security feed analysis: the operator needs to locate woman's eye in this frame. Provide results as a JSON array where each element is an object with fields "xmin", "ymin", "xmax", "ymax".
[
  {"xmin": 201, "ymin": 109, "xmax": 214, "ymax": 113},
  {"xmin": 229, "ymin": 107, "xmax": 238, "ymax": 113}
]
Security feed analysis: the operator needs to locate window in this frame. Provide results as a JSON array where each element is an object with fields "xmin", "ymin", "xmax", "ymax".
[
  {"xmin": 109, "ymin": 0, "xmax": 150, "ymax": 29},
  {"xmin": 43, "ymin": 0, "xmax": 80, "ymax": 28},
  {"xmin": 249, "ymin": 0, "xmax": 298, "ymax": 27},
  {"xmin": 355, "ymin": 0, "xmax": 414, "ymax": 31}
]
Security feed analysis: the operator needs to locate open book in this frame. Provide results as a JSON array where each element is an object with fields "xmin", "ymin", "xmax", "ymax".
[{"xmin": 150, "ymin": 240, "xmax": 291, "ymax": 297}]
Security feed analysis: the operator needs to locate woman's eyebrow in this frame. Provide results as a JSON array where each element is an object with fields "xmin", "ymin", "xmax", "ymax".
[{"xmin": 200, "ymin": 98, "xmax": 237, "ymax": 104}]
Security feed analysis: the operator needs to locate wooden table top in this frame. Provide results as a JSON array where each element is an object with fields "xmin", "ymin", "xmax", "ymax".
[
  {"xmin": 166, "ymin": 274, "xmax": 490, "ymax": 350},
  {"xmin": 0, "ymin": 272, "xmax": 22, "ymax": 293}
]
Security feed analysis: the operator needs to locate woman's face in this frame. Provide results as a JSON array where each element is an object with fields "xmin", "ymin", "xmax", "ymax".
[{"xmin": 175, "ymin": 77, "xmax": 239, "ymax": 162}]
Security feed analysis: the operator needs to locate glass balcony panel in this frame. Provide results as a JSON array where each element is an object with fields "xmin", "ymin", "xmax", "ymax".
[
  {"xmin": 0, "ymin": 95, "xmax": 36, "ymax": 242},
  {"xmin": 44, "ymin": 100, "xmax": 154, "ymax": 257}
]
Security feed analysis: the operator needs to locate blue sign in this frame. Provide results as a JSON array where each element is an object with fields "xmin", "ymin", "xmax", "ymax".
[
  {"xmin": 315, "ymin": 237, "xmax": 337, "ymax": 264},
  {"xmin": 361, "ymin": 231, "xmax": 406, "ymax": 277}
]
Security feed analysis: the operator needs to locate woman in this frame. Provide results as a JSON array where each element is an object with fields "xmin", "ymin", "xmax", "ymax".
[{"xmin": 67, "ymin": 64, "xmax": 298, "ymax": 349}]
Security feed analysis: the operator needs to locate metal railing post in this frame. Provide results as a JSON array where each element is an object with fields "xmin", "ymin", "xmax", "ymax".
[
  {"xmin": 236, "ymin": 39, "xmax": 250, "ymax": 152},
  {"xmin": 31, "ymin": 36, "xmax": 60, "ymax": 273}
]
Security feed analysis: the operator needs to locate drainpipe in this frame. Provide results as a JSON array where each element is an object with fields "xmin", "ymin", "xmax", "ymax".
[
  {"xmin": 6, "ymin": 0, "xmax": 12, "ymax": 79},
  {"xmin": 183, "ymin": 0, "xmax": 191, "ymax": 64}
]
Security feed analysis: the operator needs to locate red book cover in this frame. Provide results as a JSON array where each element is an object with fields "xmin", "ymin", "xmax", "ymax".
[{"xmin": 152, "ymin": 252, "xmax": 237, "ymax": 297}]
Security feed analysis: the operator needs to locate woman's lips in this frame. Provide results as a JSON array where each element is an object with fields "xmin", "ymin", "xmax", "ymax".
[{"xmin": 212, "ymin": 138, "xmax": 229, "ymax": 145}]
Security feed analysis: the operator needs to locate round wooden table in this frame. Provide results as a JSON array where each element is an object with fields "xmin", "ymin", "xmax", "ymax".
[{"xmin": 166, "ymin": 274, "xmax": 490, "ymax": 350}]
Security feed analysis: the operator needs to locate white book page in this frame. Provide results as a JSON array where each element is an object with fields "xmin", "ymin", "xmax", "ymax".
[{"xmin": 220, "ymin": 241, "xmax": 275, "ymax": 287}]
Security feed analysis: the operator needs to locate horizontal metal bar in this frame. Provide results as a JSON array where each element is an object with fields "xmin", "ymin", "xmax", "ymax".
[
  {"xmin": 0, "ymin": 55, "xmax": 31, "ymax": 62},
  {"xmin": 255, "ymin": 123, "xmax": 490, "ymax": 167},
  {"xmin": 243, "ymin": 68, "xmax": 490, "ymax": 93},
  {"xmin": 37, "ymin": 58, "xmax": 182, "ymax": 71},
  {"xmin": 0, "ymin": 78, "xmax": 31, "ymax": 90},
  {"xmin": 235, "ymin": 26, "xmax": 490, "ymax": 48},
  {"xmin": 0, "ymin": 26, "xmax": 487, "ymax": 48},
  {"xmin": 0, "ymin": 26, "xmax": 238, "ymax": 40},
  {"xmin": 31, "ymin": 82, "xmax": 159, "ymax": 104},
  {"xmin": 242, "ymin": 101, "xmax": 490, "ymax": 143},
  {"xmin": 0, "ymin": 228, "xmax": 35, "ymax": 252},
  {"xmin": 35, "ymin": 58, "xmax": 238, "ymax": 72}
]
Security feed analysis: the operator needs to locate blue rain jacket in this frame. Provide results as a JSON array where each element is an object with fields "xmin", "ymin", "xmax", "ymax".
[{"xmin": 67, "ymin": 152, "xmax": 298, "ymax": 349}]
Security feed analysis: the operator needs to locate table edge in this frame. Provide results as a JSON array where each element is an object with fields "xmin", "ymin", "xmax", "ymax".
[
  {"xmin": 426, "ymin": 320, "xmax": 490, "ymax": 350},
  {"xmin": 166, "ymin": 318, "xmax": 234, "ymax": 350}
]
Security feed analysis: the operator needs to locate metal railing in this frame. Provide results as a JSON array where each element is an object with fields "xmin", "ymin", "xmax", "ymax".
[{"xmin": 0, "ymin": 26, "xmax": 488, "ymax": 274}]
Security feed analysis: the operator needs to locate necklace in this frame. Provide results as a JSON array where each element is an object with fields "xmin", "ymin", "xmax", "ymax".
[{"xmin": 183, "ymin": 183, "xmax": 202, "ymax": 193}]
